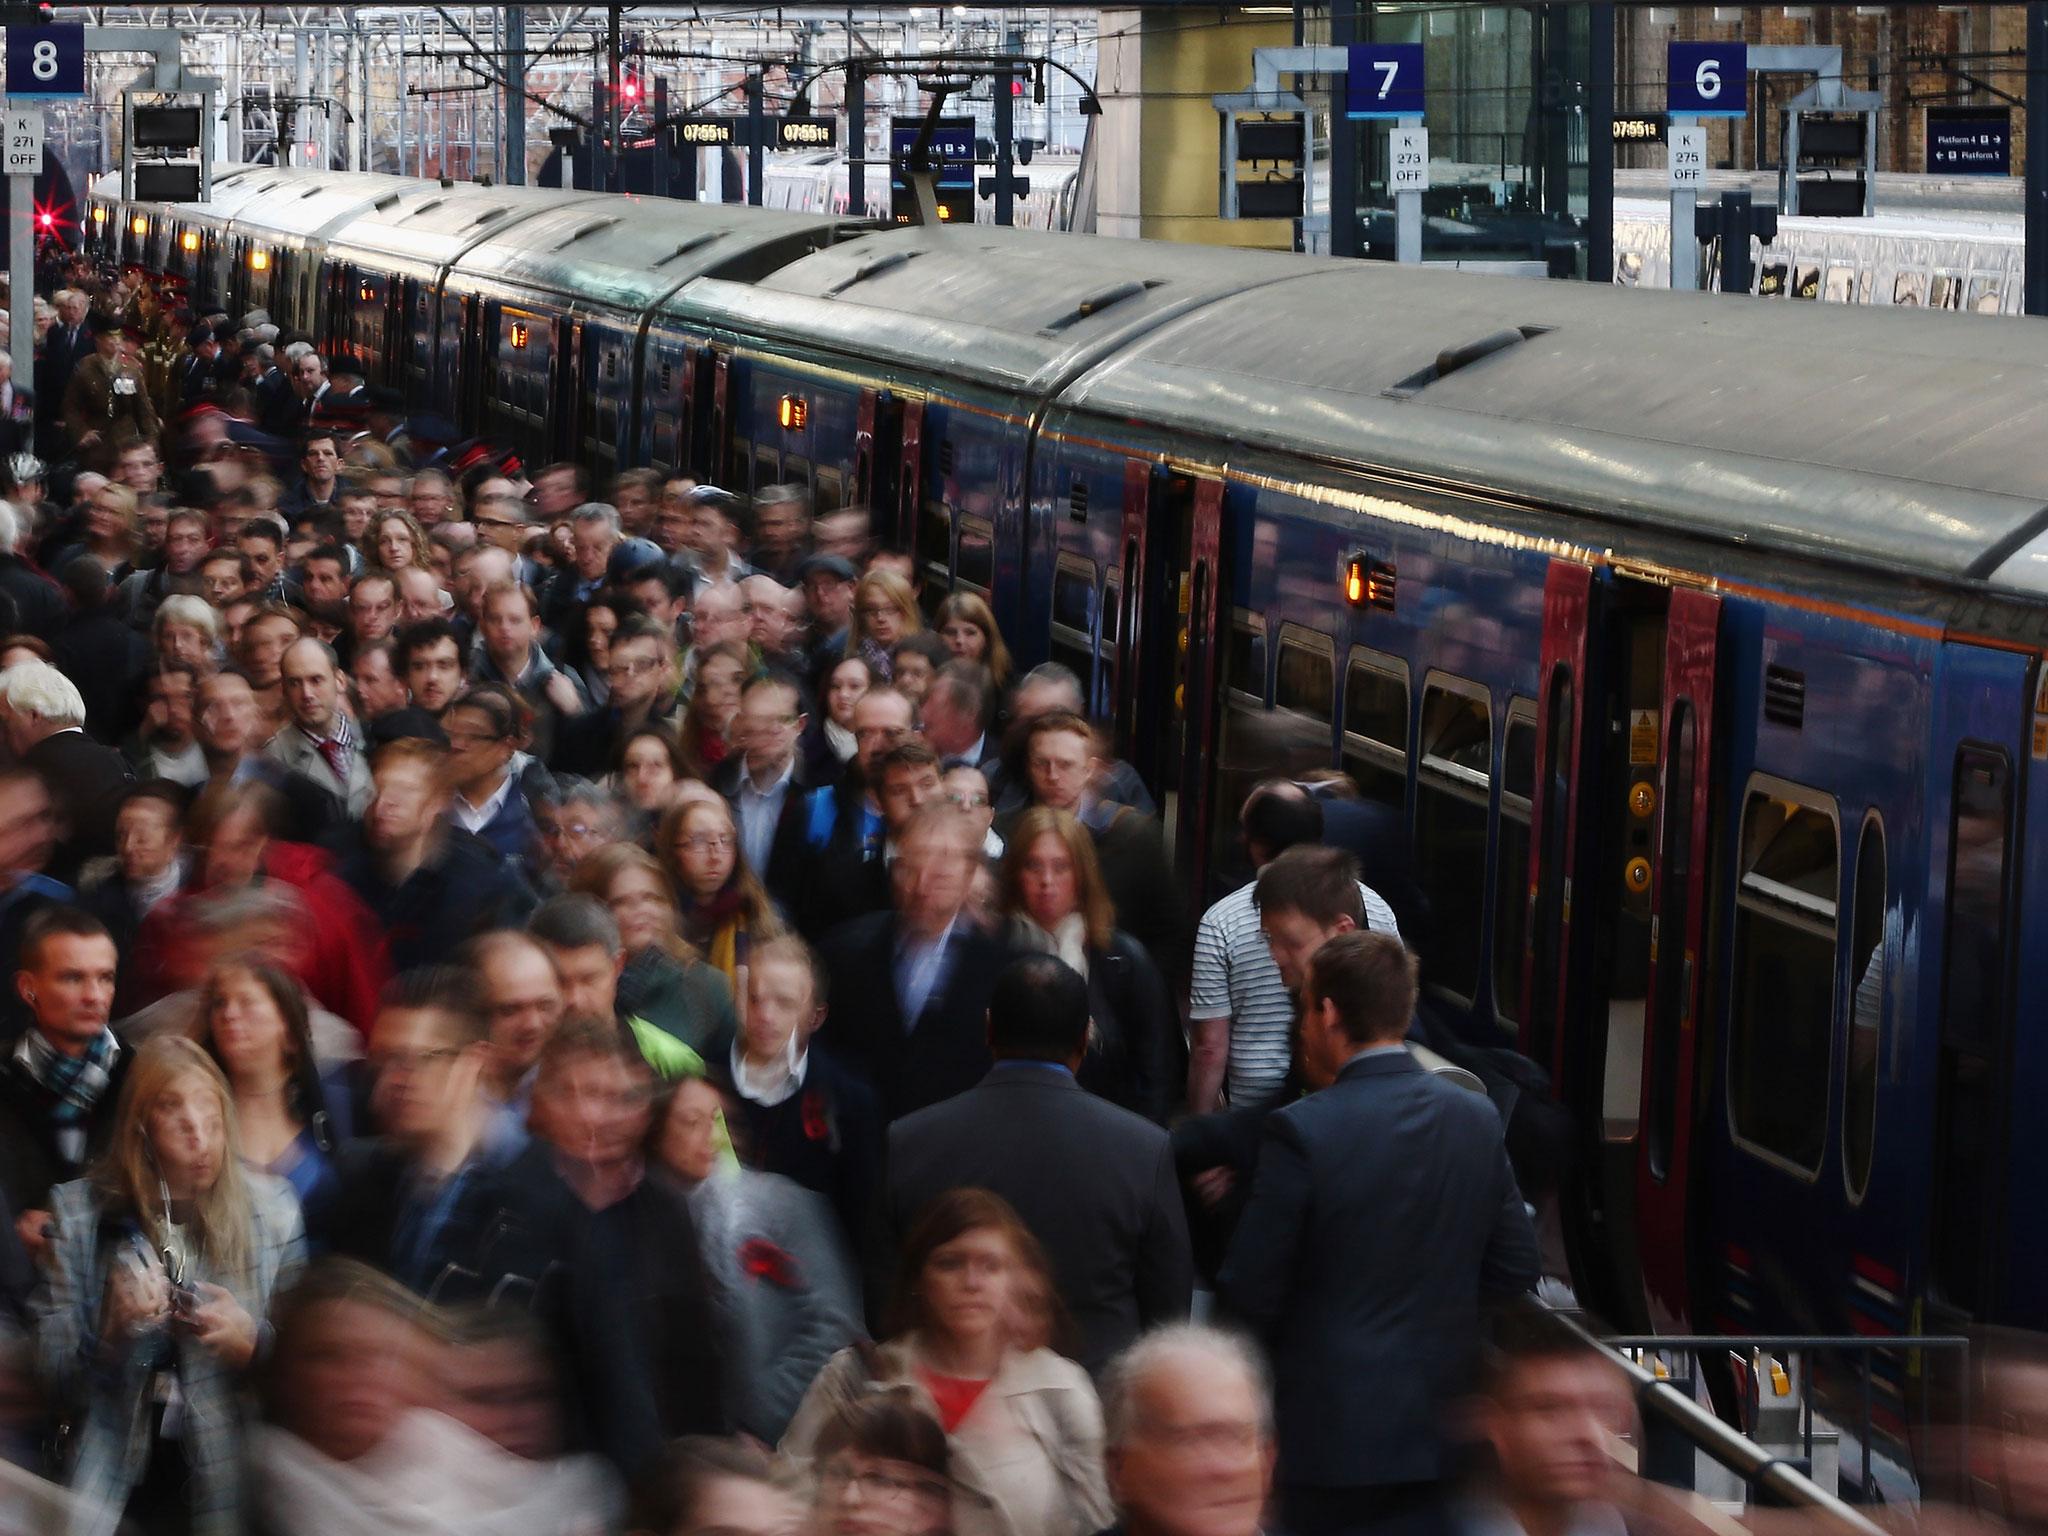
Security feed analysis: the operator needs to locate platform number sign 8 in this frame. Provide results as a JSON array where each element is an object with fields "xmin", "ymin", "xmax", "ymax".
[
  {"xmin": 1666, "ymin": 41, "xmax": 1748, "ymax": 118},
  {"xmin": 1344, "ymin": 43, "xmax": 1426, "ymax": 120},
  {"xmin": 6, "ymin": 24, "xmax": 86, "ymax": 99}
]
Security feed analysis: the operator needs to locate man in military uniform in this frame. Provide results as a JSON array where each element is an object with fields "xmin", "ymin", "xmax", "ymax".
[{"xmin": 62, "ymin": 321, "xmax": 158, "ymax": 473}]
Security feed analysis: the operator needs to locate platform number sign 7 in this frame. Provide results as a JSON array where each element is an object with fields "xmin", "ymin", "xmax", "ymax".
[
  {"xmin": 1666, "ymin": 41, "xmax": 1747, "ymax": 118},
  {"xmin": 1345, "ymin": 43, "xmax": 1425, "ymax": 120},
  {"xmin": 5, "ymin": 24, "xmax": 86, "ymax": 99}
]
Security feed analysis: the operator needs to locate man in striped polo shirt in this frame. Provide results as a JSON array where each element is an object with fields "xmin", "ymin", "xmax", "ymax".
[{"xmin": 1187, "ymin": 783, "xmax": 1400, "ymax": 1112}]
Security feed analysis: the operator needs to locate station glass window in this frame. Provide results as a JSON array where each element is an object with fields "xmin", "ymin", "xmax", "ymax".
[
  {"xmin": 1931, "ymin": 748, "xmax": 2012, "ymax": 1310},
  {"xmin": 1492, "ymin": 702, "xmax": 1535, "ymax": 1033},
  {"xmin": 1416, "ymin": 679, "xmax": 1492, "ymax": 1001},
  {"xmin": 957, "ymin": 516, "xmax": 994, "ymax": 594},
  {"xmin": 1844, "ymin": 815, "xmax": 1886, "ymax": 1203},
  {"xmin": 1728, "ymin": 782, "xmax": 1839, "ymax": 1175},
  {"xmin": 1343, "ymin": 654, "xmax": 1409, "ymax": 812}
]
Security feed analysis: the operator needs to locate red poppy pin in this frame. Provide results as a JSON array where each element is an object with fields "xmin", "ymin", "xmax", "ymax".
[
  {"xmin": 801, "ymin": 1090, "xmax": 831, "ymax": 1143},
  {"xmin": 739, "ymin": 1238, "xmax": 798, "ymax": 1288}
]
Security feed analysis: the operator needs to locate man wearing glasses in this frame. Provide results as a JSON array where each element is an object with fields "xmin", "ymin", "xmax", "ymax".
[
  {"xmin": 715, "ymin": 672, "xmax": 814, "ymax": 901},
  {"xmin": 550, "ymin": 613, "xmax": 679, "ymax": 778}
]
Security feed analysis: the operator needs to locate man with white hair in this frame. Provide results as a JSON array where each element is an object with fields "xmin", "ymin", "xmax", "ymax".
[
  {"xmin": 1097, "ymin": 1325, "xmax": 1277, "ymax": 1536},
  {"xmin": 0, "ymin": 660, "xmax": 132, "ymax": 881},
  {"xmin": 0, "ymin": 500, "xmax": 63, "ymax": 640}
]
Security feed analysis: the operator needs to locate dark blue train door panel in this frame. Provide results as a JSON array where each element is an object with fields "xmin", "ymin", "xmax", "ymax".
[
  {"xmin": 1922, "ymin": 642, "xmax": 2030, "ymax": 1329},
  {"xmin": 1524, "ymin": 560, "xmax": 1594, "ymax": 1083}
]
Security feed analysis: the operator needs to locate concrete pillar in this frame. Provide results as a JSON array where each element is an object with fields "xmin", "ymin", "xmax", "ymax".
[{"xmin": 1095, "ymin": 8, "xmax": 1294, "ymax": 248}]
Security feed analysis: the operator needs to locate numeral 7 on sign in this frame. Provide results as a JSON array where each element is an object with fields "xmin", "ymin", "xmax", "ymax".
[{"xmin": 1374, "ymin": 60, "xmax": 1398, "ymax": 99}]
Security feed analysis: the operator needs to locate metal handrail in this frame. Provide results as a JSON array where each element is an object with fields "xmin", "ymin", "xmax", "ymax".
[{"xmin": 1549, "ymin": 1313, "xmax": 1892, "ymax": 1536}]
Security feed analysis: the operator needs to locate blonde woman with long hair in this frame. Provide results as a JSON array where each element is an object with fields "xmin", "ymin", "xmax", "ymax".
[{"xmin": 34, "ymin": 1034, "xmax": 306, "ymax": 1536}]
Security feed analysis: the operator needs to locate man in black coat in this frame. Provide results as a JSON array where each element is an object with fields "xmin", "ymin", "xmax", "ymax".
[
  {"xmin": 1217, "ymin": 930, "xmax": 1540, "ymax": 1536},
  {"xmin": 775, "ymin": 685, "xmax": 915, "ymax": 941},
  {"xmin": 880, "ymin": 952, "xmax": 1193, "ymax": 1374},
  {"xmin": 49, "ymin": 557, "xmax": 149, "ymax": 745},
  {"xmin": 815, "ymin": 802, "xmax": 1009, "ymax": 1123},
  {"xmin": 0, "ymin": 908, "xmax": 126, "ymax": 1270},
  {"xmin": 2, "ymin": 658, "xmax": 133, "ymax": 885},
  {"xmin": 327, "ymin": 969, "xmax": 645, "ymax": 1471}
]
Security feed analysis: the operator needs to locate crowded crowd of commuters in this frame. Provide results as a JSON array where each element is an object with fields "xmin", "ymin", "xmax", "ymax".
[{"xmin": 0, "ymin": 265, "xmax": 1650, "ymax": 1536}]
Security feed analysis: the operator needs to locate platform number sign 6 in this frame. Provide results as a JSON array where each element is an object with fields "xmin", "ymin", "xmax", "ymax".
[
  {"xmin": 1344, "ymin": 43, "xmax": 1425, "ymax": 120},
  {"xmin": 1666, "ymin": 41, "xmax": 1748, "ymax": 118},
  {"xmin": 6, "ymin": 25, "xmax": 86, "ymax": 99}
]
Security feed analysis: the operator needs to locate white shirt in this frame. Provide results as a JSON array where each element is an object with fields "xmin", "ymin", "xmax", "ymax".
[
  {"xmin": 729, "ymin": 1031, "xmax": 809, "ymax": 1108},
  {"xmin": 452, "ymin": 772, "xmax": 515, "ymax": 837},
  {"xmin": 735, "ymin": 754, "xmax": 796, "ymax": 876},
  {"xmin": 1190, "ymin": 877, "xmax": 1401, "ymax": 1106}
]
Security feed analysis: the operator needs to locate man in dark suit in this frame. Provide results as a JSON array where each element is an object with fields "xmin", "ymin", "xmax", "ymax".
[
  {"xmin": 815, "ymin": 801, "xmax": 1009, "ymax": 1123},
  {"xmin": 1218, "ymin": 930, "xmax": 1539, "ymax": 1536},
  {"xmin": 881, "ymin": 952, "xmax": 1193, "ymax": 1373},
  {"xmin": 34, "ymin": 288, "xmax": 94, "ymax": 457},
  {"xmin": 714, "ymin": 670, "xmax": 817, "ymax": 903}
]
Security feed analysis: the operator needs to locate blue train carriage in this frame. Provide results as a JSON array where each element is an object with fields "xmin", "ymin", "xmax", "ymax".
[
  {"xmin": 444, "ymin": 197, "xmax": 867, "ymax": 483},
  {"xmin": 1042, "ymin": 259, "xmax": 2048, "ymax": 1358},
  {"xmin": 673, "ymin": 223, "xmax": 1318, "ymax": 657},
  {"xmin": 316, "ymin": 177, "xmax": 602, "ymax": 411},
  {"xmin": 89, "ymin": 164, "xmax": 276, "ymax": 298}
]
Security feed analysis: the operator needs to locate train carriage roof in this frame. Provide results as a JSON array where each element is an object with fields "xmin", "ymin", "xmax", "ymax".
[
  {"xmin": 322, "ymin": 179, "xmax": 608, "ymax": 281},
  {"xmin": 672, "ymin": 224, "xmax": 1319, "ymax": 396},
  {"xmin": 449, "ymin": 198, "xmax": 868, "ymax": 312},
  {"xmin": 1062, "ymin": 261, "xmax": 2048, "ymax": 590}
]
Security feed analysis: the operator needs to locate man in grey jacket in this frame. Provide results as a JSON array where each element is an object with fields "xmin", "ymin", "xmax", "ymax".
[{"xmin": 265, "ymin": 638, "xmax": 372, "ymax": 816}]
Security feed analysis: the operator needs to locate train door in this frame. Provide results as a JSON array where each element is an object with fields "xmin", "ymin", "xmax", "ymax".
[
  {"xmin": 855, "ymin": 387, "xmax": 903, "ymax": 526},
  {"xmin": 1923, "ymin": 643, "xmax": 2029, "ymax": 1331},
  {"xmin": 1109, "ymin": 459, "xmax": 1228, "ymax": 894},
  {"xmin": 1524, "ymin": 562, "xmax": 1722, "ymax": 1330}
]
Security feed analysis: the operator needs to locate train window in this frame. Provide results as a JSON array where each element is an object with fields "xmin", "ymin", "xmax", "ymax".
[
  {"xmin": 1210, "ymin": 612, "xmax": 1269, "ymax": 890},
  {"xmin": 754, "ymin": 444, "xmax": 780, "ymax": 491},
  {"xmin": 917, "ymin": 502, "xmax": 951, "ymax": 591},
  {"xmin": 1492, "ymin": 701, "xmax": 1535, "ymax": 1034},
  {"xmin": 1343, "ymin": 651, "xmax": 1410, "ymax": 813},
  {"xmin": 1098, "ymin": 572, "xmax": 1121, "ymax": 714},
  {"xmin": 1931, "ymin": 747, "xmax": 2012, "ymax": 1311},
  {"xmin": 815, "ymin": 467, "xmax": 844, "ymax": 514},
  {"xmin": 1728, "ymin": 779, "xmax": 1839, "ymax": 1177},
  {"xmin": 651, "ymin": 411, "xmax": 679, "ymax": 472},
  {"xmin": 1274, "ymin": 628, "xmax": 1334, "ymax": 724},
  {"xmin": 783, "ymin": 455, "xmax": 813, "ymax": 494},
  {"xmin": 1050, "ymin": 556, "xmax": 1096, "ymax": 686},
  {"xmin": 1844, "ymin": 814, "xmax": 1886, "ymax": 1205},
  {"xmin": 957, "ymin": 517, "xmax": 994, "ymax": 594},
  {"xmin": 1416, "ymin": 678, "xmax": 1492, "ymax": 1004}
]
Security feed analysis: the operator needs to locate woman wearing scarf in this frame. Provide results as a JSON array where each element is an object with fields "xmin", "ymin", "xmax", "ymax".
[
  {"xmin": 660, "ymin": 795, "xmax": 783, "ymax": 1027},
  {"xmin": 999, "ymin": 807, "xmax": 1178, "ymax": 1126},
  {"xmin": 34, "ymin": 1035, "xmax": 304, "ymax": 1536}
]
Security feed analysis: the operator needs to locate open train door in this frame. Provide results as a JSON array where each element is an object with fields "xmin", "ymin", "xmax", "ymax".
[
  {"xmin": 1109, "ymin": 459, "xmax": 1227, "ymax": 895},
  {"xmin": 1633, "ymin": 586, "xmax": 1721, "ymax": 1331}
]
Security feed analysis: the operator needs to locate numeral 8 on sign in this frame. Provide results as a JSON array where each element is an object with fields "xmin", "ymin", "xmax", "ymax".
[{"xmin": 30, "ymin": 40, "xmax": 57, "ymax": 80}]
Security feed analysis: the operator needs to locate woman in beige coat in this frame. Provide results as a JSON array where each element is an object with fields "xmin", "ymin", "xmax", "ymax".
[{"xmin": 782, "ymin": 1188, "xmax": 1113, "ymax": 1536}]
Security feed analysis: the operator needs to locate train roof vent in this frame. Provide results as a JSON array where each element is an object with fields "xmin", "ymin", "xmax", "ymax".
[
  {"xmin": 1038, "ymin": 280, "xmax": 1162, "ymax": 336},
  {"xmin": 412, "ymin": 199, "xmax": 445, "ymax": 217},
  {"xmin": 1383, "ymin": 325, "xmax": 1554, "ymax": 401},
  {"xmin": 372, "ymin": 194, "xmax": 401, "ymax": 213},
  {"xmin": 560, "ymin": 216, "xmax": 622, "ymax": 247},
  {"xmin": 1764, "ymin": 665, "xmax": 1806, "ymax": 729},
  {"xmin": 824, "ymin": 250, "xmax": 923, "ymax": 297},
  {"xmin": 1068, "ymin": 479, "xmax": 1088, "ymax": 523},
  {"xmin": 653, "ymin": 233, "xmax": 720, "ymax": 269},
  {"xmin": 464, "ymin": 206, "xmax": 514, "ymax": 230}
]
